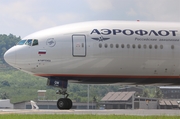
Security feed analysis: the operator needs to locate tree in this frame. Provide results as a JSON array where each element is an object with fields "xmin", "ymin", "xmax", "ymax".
[
  {"xmin": 0, "ymin": 92, "xmax": 9, "ymax": 99},
  {"xmin": 142, "ymin": 89, "xmax": 150, "ymax": 97},
  {"xmin": 0, "ymin": 34, "xmax": 21, "ymax": 63},
  {"xmin": 154, "ymin": 87, "xmax": 163, "ymax": 99}
]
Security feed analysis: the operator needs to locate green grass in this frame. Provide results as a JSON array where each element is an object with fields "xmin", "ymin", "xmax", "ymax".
[{"xmin": 0, "ymin": 115, "xmax": 180, "ymax": 119}]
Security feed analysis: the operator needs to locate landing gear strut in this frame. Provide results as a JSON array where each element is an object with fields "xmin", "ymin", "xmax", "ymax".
[
  {"xmin": 56, "ymin": 89, "xmax": 72, "ymax": 110},
  {"xmin": 47, "ymin": 77, "xmax": 73, "ymax": 110}
]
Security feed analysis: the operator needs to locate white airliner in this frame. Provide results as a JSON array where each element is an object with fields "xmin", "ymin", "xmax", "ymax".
[{"xmin": 4, "ymin": 21, "xmax": 180, "ymax": 109}]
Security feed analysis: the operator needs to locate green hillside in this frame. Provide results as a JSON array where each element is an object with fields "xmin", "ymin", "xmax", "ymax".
[{"xmin": 0, "ymin": 70, "xmax": 121, "ymax": 103}]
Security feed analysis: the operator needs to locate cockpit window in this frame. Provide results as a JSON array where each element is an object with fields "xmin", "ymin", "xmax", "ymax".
[
  {"xmin": 17, "ymin": 40, "xmax": 27, "ymax": 45},
  {"xmin": 16, "ymin": 39, "xmax": 38, "ymax": 46},
  {"xmin": 32, "ymin": 39, "xmax": 38, "ymax": 46},
  {"xmin": 25, "ymin": 39, "xmax": 32, "ymax": 46}
]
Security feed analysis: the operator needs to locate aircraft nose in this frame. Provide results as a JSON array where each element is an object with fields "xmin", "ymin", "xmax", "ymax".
[{"xmin": 4, "ymin": 47, "xmax": 16, "ymax": 66}]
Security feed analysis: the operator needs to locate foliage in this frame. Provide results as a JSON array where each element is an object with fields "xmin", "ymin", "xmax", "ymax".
[
  {"xmin": 0, "ymin": 70, "xmax": 46, "ymax": 102},
  {"xmin": 154, "ymin": 87, "xmax": 163, "ymax": 99},
  {"xmin": 0, "ymin": 34, "xmax": 20, "ymax": 71},
  {"xmin": 0, "ymin": 70, "xmax": 122, "ymax": 103},
  {"xmin": 142, "ymin": 88, "xmax": 150, "ymax": 97},
  {"xmin": 0, "ymin": 34, "xmax": 20, "ymax": 61}
]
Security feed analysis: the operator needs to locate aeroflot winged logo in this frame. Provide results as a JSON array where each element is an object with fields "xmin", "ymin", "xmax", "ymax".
[{"xmin": 91, "ymin": 36, "xmax": 110, "ymax": 41}]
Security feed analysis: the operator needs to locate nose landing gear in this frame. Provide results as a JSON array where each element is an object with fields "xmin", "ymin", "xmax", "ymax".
[{"xmin": 47, "ymin": 77, "xmax": 73, "ymax": 110}]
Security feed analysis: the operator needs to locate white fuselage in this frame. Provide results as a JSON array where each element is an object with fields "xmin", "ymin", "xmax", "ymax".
[{"xmin": 4, "ymin": 21, "xmax": 180, "ymax": 85}]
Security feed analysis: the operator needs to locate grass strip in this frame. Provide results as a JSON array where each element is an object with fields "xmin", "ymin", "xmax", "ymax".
[{"xmin": 0, "ymin": 114, "xmax": 180, "ymax": 119}]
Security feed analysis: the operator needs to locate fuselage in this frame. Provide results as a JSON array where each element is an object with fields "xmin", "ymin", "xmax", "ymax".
[{"xmin": 4, "ymin": 21, "xmax": 180, "ymax": 85}]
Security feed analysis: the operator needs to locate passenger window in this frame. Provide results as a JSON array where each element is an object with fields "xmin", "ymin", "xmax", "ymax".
[
  {"xmin": 155, "ymin": 45, "xmax": 158, "ymax": 49},
  {"xmin": 32, "ymin": 39, "xmax": 38, "ymax": 46},
  {"xmin": 25, "ymin": 39, "xmax": 32, "ymax": 46},
  {"xmin": 171, "ymin": 45, "xmax": 174, "ymax": 49},
  {"xmin": 160, "ymin": 45, "xmax": 163, "ymax": 49},
  {"xmin": 138, "ymin": 44, "xmax": 141, "ymax": 49},
  {"xmin": 99, "ymin": 43, "xmax": 102, "ymax": 48},
  {"xmin": 116, "ymin": 44, "xmax": 119, "ymax": 48},
  {"xmin": 143, "ymin": 44, "xmax": 147, "ymax": 49},
  {"xmin": 105, "ymin": 44, "xmax": 108, "ymax": 48},
  {"xmin": 110, "ymin": 44, "xmax": 113, "ymax": 48},
  {"xmin": 121, "ymin": 44, "xmax": 124, "ymax": 48},
  {"xmin": 149, "ymin": 45, "xmax": 152, "ymax": 49},
  {"xmin": 132, "ymin": 44, "xmax": 136, "ymax": 49},
  {"xmin": 17, "ymin": 40, "xmax": 26, "ymax": 45},
  {"xmin": 127, "ymin": 44, "xmax": 130, "ymax": 48}
]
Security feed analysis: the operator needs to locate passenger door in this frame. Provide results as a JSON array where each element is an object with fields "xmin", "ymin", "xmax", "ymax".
[{"xmin": 72, "ymin": 35, "xmax": 86, "ymax": 57}]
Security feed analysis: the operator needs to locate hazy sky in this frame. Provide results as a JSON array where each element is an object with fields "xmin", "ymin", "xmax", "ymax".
[{"xmin": 0, "ymin": 0, "xmax": 180, "ymax": 38}]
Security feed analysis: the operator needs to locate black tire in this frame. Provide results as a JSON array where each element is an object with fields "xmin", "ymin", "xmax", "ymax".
[
  {"xmin": 57, "ymin": 98, "xmax": 68, "ymax": 110},
  {"xmin": 66, "ymin": 98, "xmax": 73, "ymax": 109}
]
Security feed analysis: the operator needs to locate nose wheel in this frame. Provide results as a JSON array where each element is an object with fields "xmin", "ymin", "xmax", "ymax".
[
  {"xmin": 57, "ymin": 98, "xmax": 72, "ymax": 110},
  {"xmin": 56, "ymin": 89, "xmax": 72, "ymax": 110}
]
